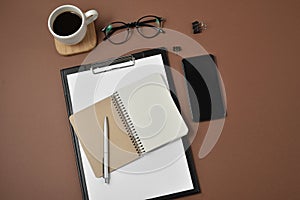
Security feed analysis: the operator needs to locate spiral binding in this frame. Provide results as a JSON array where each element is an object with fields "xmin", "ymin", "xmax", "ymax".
[{"xmin": 111, "ymin": 92, "xmax": 145, "ymax": 155}]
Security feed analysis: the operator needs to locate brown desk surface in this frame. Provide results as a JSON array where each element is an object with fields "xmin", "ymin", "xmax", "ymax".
[{"xmin": 0, "ymin": 0, "xmax": 299, "ymax": 199}]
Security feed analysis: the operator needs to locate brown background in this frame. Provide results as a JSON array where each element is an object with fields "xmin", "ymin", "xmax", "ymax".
[{"xmin": 0, "ymin": 0, "xmax": 299, "ymax": 199}]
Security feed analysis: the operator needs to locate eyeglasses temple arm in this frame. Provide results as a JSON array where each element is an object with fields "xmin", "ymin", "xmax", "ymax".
[
  {"xmin": 137, "ymin": 23, "xmax": 165, "ymax": 33},
  {"xmin": 102, "ymin": 25, "xmax": 128, "ymax": 40},
  {"xmin": 139, "ymin": 17, "xmax": 165, "ymax": 24}
]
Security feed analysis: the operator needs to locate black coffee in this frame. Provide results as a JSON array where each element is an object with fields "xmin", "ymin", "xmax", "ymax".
[{"xmin": 53, "ymin": 12, "xmax": 82, "ymax": 36}]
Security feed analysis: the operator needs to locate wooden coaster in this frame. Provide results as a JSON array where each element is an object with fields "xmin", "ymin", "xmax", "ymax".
[{"xmin": 54, "ymin": 22, "xmax": 97, "ymax": 56}]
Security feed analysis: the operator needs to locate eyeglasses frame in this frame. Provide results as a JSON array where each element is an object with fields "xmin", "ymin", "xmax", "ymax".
[{"xmin": 101, "ymin": 15, "xmax": 165, "ymax": 44}]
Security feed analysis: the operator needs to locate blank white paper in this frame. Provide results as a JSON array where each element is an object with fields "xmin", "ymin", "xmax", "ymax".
[{"xmin": 67, "ymin": 55, "xmax": 194, "ymax": 200}]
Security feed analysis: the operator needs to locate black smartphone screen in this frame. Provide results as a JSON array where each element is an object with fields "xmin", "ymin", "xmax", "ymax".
[{"xmin": 182, "ymin": 55, "xmax": 226, "ymax": 122}]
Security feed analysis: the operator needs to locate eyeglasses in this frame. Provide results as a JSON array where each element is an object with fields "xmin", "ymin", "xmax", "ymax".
[{"xmin": 101, "ymin": 15, "xmax": 165, "ymax": 44}]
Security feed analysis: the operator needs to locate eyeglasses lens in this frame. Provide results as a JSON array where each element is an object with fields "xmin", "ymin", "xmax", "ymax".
[
  {"xmin": 137, "ymin": 16, "xmax": 162, "ymax": 38},
  {"xmin": 105, "ymin": 22, "xmax": 130, "ymax": 44}
]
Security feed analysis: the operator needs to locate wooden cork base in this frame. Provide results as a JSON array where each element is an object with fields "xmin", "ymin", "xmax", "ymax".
[{"xmin": 54, "ymin": 22, "xmax": 97, "ymax": 56}]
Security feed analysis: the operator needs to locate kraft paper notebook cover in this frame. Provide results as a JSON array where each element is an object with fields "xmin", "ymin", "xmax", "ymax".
[
  {"xmin": 69, "ymin": 96, "xmax": 139, "ymax": 177},
  {"xmin": 69, "ymin": 73, "xmax": 188, "ymax": 177}
]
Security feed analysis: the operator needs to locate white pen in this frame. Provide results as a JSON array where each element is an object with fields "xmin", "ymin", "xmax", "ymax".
[{"xmin": 103, "ymin": 116, "xmax": 109, "ymax": 184}]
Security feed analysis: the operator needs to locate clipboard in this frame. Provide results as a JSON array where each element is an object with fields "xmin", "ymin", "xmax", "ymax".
[{"xmin": 60, "ymin": 48, "xmax": 200, "ymax": 200}]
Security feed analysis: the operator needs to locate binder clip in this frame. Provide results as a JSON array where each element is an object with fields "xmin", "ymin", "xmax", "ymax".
[
  {"xmin": 192, "ymin": 21, "xmax": 207, "ymax": 34},
  {"xmin": 172, "ymin": 46, "xmax": 182, "ymax": 52}
]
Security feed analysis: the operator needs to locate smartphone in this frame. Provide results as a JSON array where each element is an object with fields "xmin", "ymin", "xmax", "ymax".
[{"xmin": 182, "ymin": 55, "xmax": 226, "ymax": 122}]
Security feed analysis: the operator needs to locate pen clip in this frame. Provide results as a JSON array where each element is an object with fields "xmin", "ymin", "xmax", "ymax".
[{"xmin": 102, "ymin": 157, "xmax": 105, "ymax": 174}]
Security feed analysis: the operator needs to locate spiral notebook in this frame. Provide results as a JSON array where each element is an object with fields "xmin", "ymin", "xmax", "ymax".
[{"xmin": 69, "ymin": 73, "xmax": 188, "ymax": 177}]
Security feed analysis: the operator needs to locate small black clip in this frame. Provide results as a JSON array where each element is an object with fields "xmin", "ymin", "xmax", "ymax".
[
  {"xmin": 172, "ymin": 46, "xmax": 182, "ymax": 52},
  {"xmin": 192, "ymin": 21, "xmax": 207, "ymax": 34}
]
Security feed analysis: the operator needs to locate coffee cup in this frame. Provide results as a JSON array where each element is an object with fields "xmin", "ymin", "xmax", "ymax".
[{"xmin": 48, "ymin": 5, "xmax": 98, "ymax": 45}]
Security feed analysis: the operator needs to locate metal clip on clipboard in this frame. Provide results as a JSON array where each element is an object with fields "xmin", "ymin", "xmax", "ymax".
[{"xmin": 91, "ymin": 55, "xmax": 135, "ymax": 74}]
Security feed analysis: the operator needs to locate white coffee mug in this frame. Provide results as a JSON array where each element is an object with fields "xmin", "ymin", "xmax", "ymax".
[{"xmin": 48, "ymin": 5, "xmax": 98, "ymax": 45}]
